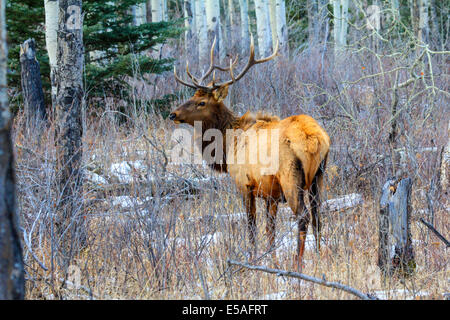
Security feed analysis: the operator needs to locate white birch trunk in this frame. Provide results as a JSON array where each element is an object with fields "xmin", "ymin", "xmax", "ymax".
[
  {"xmin": 206, "ymin": 0, "xmax": 222, "ymax": 61},
  {"xmin": 161, "ymin": 0, "xmax": 168, "ymax": 21},
  {"xmin": 184, "ymin": 0, "xmax": 195, "ymax": 55},
  {"xmin": 419, "ymin": 0, "xmax": 429, "ymax": 43},
  {"xmin": 339, "ymin": 0, "xmax": 348, "ymax": 48},
  {"xmin": 332, "ymin": 0, "xmax": 340, "ymax": 51},
  {"xmin": 333, "ymin": 0, "xmax": 348, "ymax": 56},
  {"xmin": 269, "ymin": 0, "xmax": 277, "ymax": 49},
  {"xmin": 239, "ymin": 0, "xmax": 250, "ymax": 54},
  {"xmin": 254, "ymin": 0, "xmax": 273, "ymax": 57},
  {"xmin": 195, "ymin": 0, "xmax": 208, "ymax": 64},
  {"xmin": 151, "ymin": 0, "xmax": 163, "ymax": 55},
  {"xmin": 228, "ymin": 0, "xmax": 236, "ymax": 51},
  {"xmin": 44, "ymin": 0, "xmax": 59, "ymax": 105},
  {"xmin": 228, "ymin": 0, "xmax": 235, "ymax": 25},
  {"xmin": 221, "ymin": 0, "xmax": 230, "ymax": 53},
  {"xmin": 275, "ymin": 0, "xmax": 288, "ymax": 54},
  {"xmin": 132, "ymin": 2, "xmax": 147, "ymax": 26},
  {"xmin": 151, "ymin": 0, "xmax": 163, "ymax": 22}
]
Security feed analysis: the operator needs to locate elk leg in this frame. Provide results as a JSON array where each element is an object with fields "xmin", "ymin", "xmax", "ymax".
[
  {"xmin": 309, "ymin": 176, "xmax": 321, "ymax": 253},
  {"xmin": 296, "ymin": 214, "xmax": 310, "ymax": 272},
  {"xmin": 283, "ymin": 183, "xmax": 308, "ymax": 271},
  {"xmin": 266, "ymin": 199, "xmax": 279, "ymax": 267},
  {"xmin": 280, "ymin": 159, "xmax": 308, "ymax": 271},
  {"xmin": 244, "ymin": 191, "xmax": 257, "ymax": 259},
  {"xmin": 309, "ymin": 156, "xmax": 326, "ymax": 253}
]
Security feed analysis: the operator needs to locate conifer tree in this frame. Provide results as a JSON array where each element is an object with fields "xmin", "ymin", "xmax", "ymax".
[{"xmin": 6, "ymin": 0, "xmax": 182, "ymax": 110}]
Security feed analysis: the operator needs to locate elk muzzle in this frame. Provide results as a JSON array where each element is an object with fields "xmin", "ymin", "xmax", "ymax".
[{"xmin": 169, "ymin": 111, "xmax": 183, "ymax": 124}]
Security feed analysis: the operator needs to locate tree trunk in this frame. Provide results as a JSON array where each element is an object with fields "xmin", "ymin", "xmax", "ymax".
[
  {"xmin": 254, "ymin": 0, "xmax": 273, "ymax": 57},
  {"xmin": 275, "ymin": 0, "xmax": 288, "ymax": 54},
  {"xmin": 339, "ymin": 0, "xmax": 348, "ymax": 49},
  {"xmin": 333, "ymin": 0, "xmax": 348, "ymax": 56},
  {"xmin": 44, "ymin": 0, "xmax": 59, "ymax": 108},
  {"xmin": 410, "ymin": 0, "xmax": 420, "ymax": 41},
  {"xmin": 378, "ymin": 178, "xmax": 416, "ymax": 277},
  {"xmin": 418, "ymin": 0, "xmax": 430, "ymax": 44},
  {"xmin": 269, "ymin": 0, "xmax": 277, "ymax": 49},
  {"xmin": 238, "ymin": 0, "xmax": 250, "ymax": 55},
  {"xmin": 151, "ymin": 0, "xmax": 163, "ymax": 22},
  {"xmin": 0, "ymin": 0, "xmax": 25, "ymax": 299},
  {"xmin": 332, "ymin": 0, "xmax": 341, "ymax": 53},
  {"xmin": 132, "ymin": 2, "xmax": 147, "ymax": 26},
  {"xmin": 184, "ymin": 0, "xmax": 195, "ymax": 57},
  {"xmin": 429, "ymin": 0, "xmax": 440, "ymax": 49},
  {"xmin": 307, "ymin": 0, "xmax": 318, "ymax": 45},
  {"xmin": 308, "ymin": 0, "xmax": 329, "ymax": 46},
  {"xmin": 195, "ymin": 0, "xmax": 208, "ymax": 64},
  {"xmin": 161, "ymin": 0, "xmax": 168, "ymax": 21},
  {"xmin": 206, "ymin": 0, "xmax": 222, "ymax": 61},
  {"xmin": 55, "ymin": 0, "xmax": 86, "ymax": 260},
  {"xmin": 228, "ymin": 0, "xmax": 235, "ymax": 50},
  {"xmin": 20, "ymin": 38, "xmax": 47, "ymax": 127}
]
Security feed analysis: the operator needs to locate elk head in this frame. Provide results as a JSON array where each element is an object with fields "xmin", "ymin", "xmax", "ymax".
[{"xmin": 169, "ymin": 36, "xmax": 279, "ymax": 127}]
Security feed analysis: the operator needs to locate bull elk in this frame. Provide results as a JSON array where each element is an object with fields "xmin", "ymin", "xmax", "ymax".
[{"xmin": 169, "ymin": 37, "xmax": 330, "ymax": 270}]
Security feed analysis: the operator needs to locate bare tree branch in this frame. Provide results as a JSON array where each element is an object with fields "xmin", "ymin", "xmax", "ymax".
[
  {"xmin": 419, "ymin": 218, "xmax": 450, "ymax": 248},
  {"xmin": 227, "ymin": 260, "xmax": 375, "ymax": 300}
]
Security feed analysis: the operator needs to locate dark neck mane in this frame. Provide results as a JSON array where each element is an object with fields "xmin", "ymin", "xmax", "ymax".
[
  {"xmin": 197, "ymin": 103, "xmax": 235, "ymax": 173},
  {"xmin": 197, "ymin": 104, "xmax": 278, "ymax": 173}
]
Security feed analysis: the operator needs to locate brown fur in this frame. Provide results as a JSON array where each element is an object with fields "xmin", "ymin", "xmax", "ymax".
[{"xmin": 170, "ymin": 89, "xmax": 330, "ymax": 270}]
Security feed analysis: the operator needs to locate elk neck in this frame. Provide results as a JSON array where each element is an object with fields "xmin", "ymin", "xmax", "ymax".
[{"xmin": 197, "ymin": 102, "xmax": 245, "ymax": 173}]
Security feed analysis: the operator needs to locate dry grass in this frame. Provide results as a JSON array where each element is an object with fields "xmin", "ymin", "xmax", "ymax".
[{"xmin": 13, "ymin": 39, "xmax": 449, "ymax": 300}]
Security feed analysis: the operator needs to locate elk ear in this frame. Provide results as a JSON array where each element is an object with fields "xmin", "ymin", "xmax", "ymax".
[{"xmin": 212, "ymin": 85, "xmax": 229, "ymax": 102}]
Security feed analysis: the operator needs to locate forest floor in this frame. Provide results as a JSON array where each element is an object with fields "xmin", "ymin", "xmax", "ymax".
[{"xmin": 14, "ymin": 50, "xmax": 449, "ymax": 300}]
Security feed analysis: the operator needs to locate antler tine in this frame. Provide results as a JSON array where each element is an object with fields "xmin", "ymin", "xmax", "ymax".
[
  {"xmin": 174, "ymin": 62, "xmax": 213, "ymax": 91},
  {"xmin": 255, "ymin": 38, "xmax": 279, "ymax": 64},
  {"xmin": 212, "ymin": 34, "xmax": 278, "ymax": 88},
  {"xmin": 196, "ymin": 37, "xmax": 217, "ymax": 84},
  {"xmin": 173, "ymin": 65, "xmax": 198, "ymax": 90},
  {"xmin": 229, "ymin": 57, "xmax": 236, "ymax": 83},
  {"xmin": 198, "ymin": 37, "xmax": 241, "ymax": 85},
  {"xmin": 186, "ymin": 61, "xmax": 201, "ymax": 85},
  {"xmin": 174, "ymin": 34, "xmax": 278, "ymax": 91}
]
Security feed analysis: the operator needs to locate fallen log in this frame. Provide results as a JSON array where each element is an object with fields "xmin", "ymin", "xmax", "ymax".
[{"xmin": 321, "ymin": 193, "xmax": 363, "ymax": 212}]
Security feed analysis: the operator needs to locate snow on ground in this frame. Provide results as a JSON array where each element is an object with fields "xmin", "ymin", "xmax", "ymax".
[
  {"xmin": 109, "ymin": 160, "xmax": 147, "ymax": 183},
  {"xmin": 262, "ymin": 290, "xmax": 288, "ymax": 300},
  {"xmin": 372, "ymin": 289, "xmax": 430, "ymax": 300},
  {"xmin": 109, "ymin": 195, "xmax": 144, "ymax": 209},
  {"xmin": 276, "ymin": 233, "xmax": 321, "ymax": 253},
  {"xmin": 85, "ymin": 170, "xmax": 108, "ymax": 185}
]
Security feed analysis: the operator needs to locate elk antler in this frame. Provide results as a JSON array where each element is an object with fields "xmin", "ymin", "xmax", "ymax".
[{"xmin": 174, "ymin": 35, "xmax": 279, "ymax": 92}]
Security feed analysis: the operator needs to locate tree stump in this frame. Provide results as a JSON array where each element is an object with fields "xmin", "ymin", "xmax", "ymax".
[
  {"xmin": 378, "ymin": 177, "xmax": 416, "ymax": 277},
  {"xmin": 20, "ymin": 38, "xmax": 46, "ymax": 126}
]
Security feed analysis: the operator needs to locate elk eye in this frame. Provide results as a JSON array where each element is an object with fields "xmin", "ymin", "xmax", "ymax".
[{"xmin": 198, "ymin": 102, "xmax": 206, "ymax": 107}]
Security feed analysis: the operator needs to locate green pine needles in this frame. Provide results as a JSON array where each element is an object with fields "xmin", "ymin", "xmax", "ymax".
[{"xmin": 7, "ymin": 0, "xmax": 183, "ymax": 113}]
